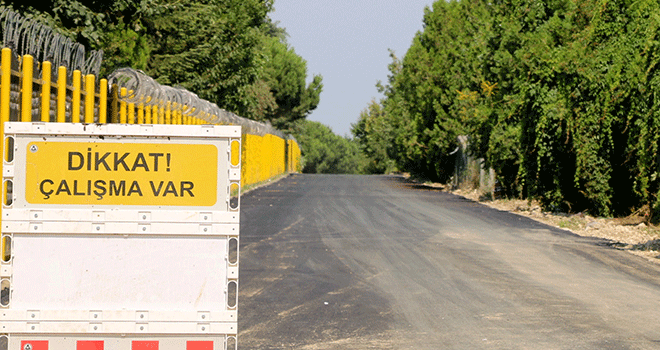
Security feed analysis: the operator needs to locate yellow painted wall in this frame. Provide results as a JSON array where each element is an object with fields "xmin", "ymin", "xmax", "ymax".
[
  {"xmin": 287, "ymin": 139, "xmax": 301, "ymax": 173},
  {"xmin": 241, "ymin": 133, "xmax": 291, "ymax": 189}
]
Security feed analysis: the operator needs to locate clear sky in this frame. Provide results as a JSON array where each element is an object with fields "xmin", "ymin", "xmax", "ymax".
[{"xmin": 270, "ymin": 0, "xmax": 435, "ymax": 137}]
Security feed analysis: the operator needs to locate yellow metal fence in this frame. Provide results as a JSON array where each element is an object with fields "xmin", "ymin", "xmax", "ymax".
[{"xmin": 0, "ymin": 48, "xmax": 300, "ymax": 190}]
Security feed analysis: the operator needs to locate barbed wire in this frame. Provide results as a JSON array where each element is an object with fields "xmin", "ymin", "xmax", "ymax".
[
  {"xmin": 0, "ymin": 7, "xmax": 103, "ymax": 75},
  {"xmin": 108, "ymin": 68, "xmax": 285, "ymax": 137}
]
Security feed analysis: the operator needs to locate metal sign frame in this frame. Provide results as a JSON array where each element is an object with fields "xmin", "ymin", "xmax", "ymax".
[{"xmin": 1, "ymin": 122, "xmax": 241, "ymax": 350}]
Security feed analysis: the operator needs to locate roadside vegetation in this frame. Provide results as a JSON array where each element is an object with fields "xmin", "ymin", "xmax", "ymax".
[
  {"xmin": 290, "ymin": 120, "xmax": 366, "ymax": 174},
  {"xmin": 2, "ymin": 0, "xmax": 323, "ymax": 133},
  {"xmin": 353, "ymin": 0, "xmax": 660, "ymax": 220},
  {"xmin": 2, "ymin": 0, "xmax": 345, "ymax": 172},
  {"xmin": 4, "ymin": 0, "xmax": 371, "ymax": 175}
]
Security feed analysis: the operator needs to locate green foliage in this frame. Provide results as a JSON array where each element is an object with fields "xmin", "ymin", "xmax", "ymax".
[
  {"xmin": 258, "ymin": 35, "xmax": 323, "ymax": 131},
  {"xmin": 6, "ymin": 0, "xmax": 322, "ymax": 130},
  {"xmin": 141, "ymin": 0, "xmax": 321, "ymax": 128},
  {"xmin": 2, "ymin": 0, "xmax": 156, "ymax": 76},
  {"xmin": 352, "ymin": 99, "xmax": 397, "ymax": 174},
  {"xmin": 100, "ymin": 20, "xmax": 150, "ymax": 73},
  {"xmin": 143, "ymin": 0, "xmax": 272, "ymax": 118},
  {"xmin": 486, "ymin": 123, "xmax": 521, "ymax": 196},
  {"xmin": 356, "ymin": 0, "xmax": 660, "ymax": 218},
  {"xmin": 293, "ymin": 120, "xmax": 367, "ymax": 174}
]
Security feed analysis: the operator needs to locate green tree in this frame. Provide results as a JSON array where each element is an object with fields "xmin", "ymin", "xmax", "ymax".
[
  {"xmin": 258, "ymin": 35, "xmax": 323, "ymax": 131},
  {"xmin": 352, "ymin": 99, "xmax": 397, "ymax": 174},
  {"xmin": 4, "ymin": 0, "xmax": 324, "ymax": 130},
  {"xmin": 357, "ymin": 0, "xmax": 660, "ymax": 218},
  {"xmin": 143, "ymin": 0, "xmax": 272, "ymax": 118},
  {"xmin": 293, "ymin": 120, "xmax": 366, "ymax": 174}
]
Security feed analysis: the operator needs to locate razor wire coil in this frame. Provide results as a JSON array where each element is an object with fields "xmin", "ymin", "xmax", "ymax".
[
  {"xmin": 0, "ymin": 7, "xmax": 103, "ymax": 76},
  {"xmin": 108, "ymin": 67, "xmax": 285, "ymax": 137}
]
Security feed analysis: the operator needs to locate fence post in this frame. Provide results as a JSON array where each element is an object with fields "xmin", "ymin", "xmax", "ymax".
[
  {"xmin": 158, "ymin": 105, "xmax": 165, "ymax": 124},
  {"xmin": 119, "ymin": 87, "xmax": 127, "ymax": 124},
  {"xmin": 128, "ymin": 101, "xmax": 135, "ymax": 124},
  {"xmin": 21, "ymin": 55, "xmax": 33, "ymax": 122},
  {"xmin": 41, "ymin": 61, "xmax": 51, "ymax": 122},
  {"xmin": 110, "ymin": 84, "xmax": 119, "ymax": 123},
  {"xmin": 0, "ymin": 48, "xmax": 8, "ymax": 262},
  {"xmin": 99, "ymin": 78, "xmax": 108, "ymax": 124},
  {"xmin": 1, "ymin": 48, "xmax": 11, "ymax": 127},
  {"xmin": 85, "ymin": 74, "xmax": 95, "ymax": 123},
  {"xmin": 71, "ymin": 70, "xmax": 81, "ymax": 123},
  {"xmin": 144, "ymin": 99, "xmax": 152, "ymax": 124},
  {"xmin": 57, "ymin": 66, "xmax": 67, "ymax": 123}
]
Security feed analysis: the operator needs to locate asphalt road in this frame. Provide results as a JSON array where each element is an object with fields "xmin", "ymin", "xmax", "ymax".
[{"xmin": 238, "ymin": 174, "xmax": 660, "ymax": 349}]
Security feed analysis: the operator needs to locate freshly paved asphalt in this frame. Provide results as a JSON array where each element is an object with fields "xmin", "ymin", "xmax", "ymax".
[{"xmin": 238, "ymin": 174, "xmax": 660, "ymax": 349}]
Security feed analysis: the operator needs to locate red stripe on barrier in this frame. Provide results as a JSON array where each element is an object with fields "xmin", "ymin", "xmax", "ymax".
[
  {"xmin": 20, "ymin": 340, "xmax": 48, "ymax": 350},
  {"xmin": 132, "ymin": 341, "xmax": 159, "ymax": 350},
  {"xmin": 77, "ymin": 341, "xmax": 104, "ymax": 350},
  {"xmin": 187, "ymin": 341, "xmax": 213, "ymax": 350}
]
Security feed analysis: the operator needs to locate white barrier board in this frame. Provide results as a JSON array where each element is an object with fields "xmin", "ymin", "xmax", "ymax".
[{"xmin": 0, "ymin": 123, "xmax": 241, "ymax": 350}]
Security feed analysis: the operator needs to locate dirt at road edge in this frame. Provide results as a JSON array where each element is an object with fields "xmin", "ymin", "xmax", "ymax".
[{"xmin": 412, "ymin": 178, "xmax": 660, "ymax": 264}]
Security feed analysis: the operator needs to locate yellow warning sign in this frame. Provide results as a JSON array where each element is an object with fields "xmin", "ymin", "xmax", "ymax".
[{"xmin": 25, "ymin": 142, "xmax": 218, "ymax": 206}]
